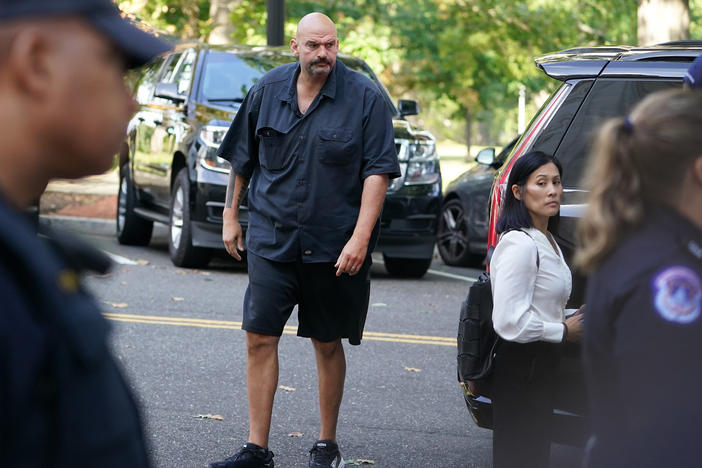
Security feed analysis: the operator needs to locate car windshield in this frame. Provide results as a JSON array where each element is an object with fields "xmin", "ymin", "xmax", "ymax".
[
  {"xmin": 199, "ymin": 51, "xmax": 398, "ymax": 115},
  {"xmin": 200, "ymin": 53, "xmax": 274, "ymax": 102}
]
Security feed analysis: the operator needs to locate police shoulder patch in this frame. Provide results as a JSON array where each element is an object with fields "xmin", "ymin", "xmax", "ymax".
[{"xmin": 652, "ymin": 265, "xmax": 702, "ymax": 325}]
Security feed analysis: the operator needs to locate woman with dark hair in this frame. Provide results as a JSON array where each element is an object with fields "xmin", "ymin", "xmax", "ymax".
[
  {"xmin": 490, "ymin": 151, "xmax": 584, "ymax": 468},
  {"xmin": 576, "ymin": 88, "xmax": 702, "ymax": 467}
]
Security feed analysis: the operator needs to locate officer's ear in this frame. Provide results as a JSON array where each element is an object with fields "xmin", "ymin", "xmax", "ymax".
[
  {"xmin": 290, "ymin": 38, "xmax": 299, "ymax": 57},
  {"xmin": 4, "ymin": 24, "xmax": 55, "ymax": 100}
]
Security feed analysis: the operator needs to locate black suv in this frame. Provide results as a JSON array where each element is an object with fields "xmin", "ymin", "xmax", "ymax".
[
  {"xmin": 461, "ymin": 42, "xmax": 702, "ymax": 441},
  {"xmin": 117, "ymin": 42, "xmax": 441, "ymax": 276},
  {"xmin": 437, "ymin": 135, "xmax": 518, "ymax": 268}
]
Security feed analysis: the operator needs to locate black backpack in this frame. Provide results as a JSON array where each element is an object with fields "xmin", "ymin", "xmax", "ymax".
[
  {"xmin": 457, "ymin": 231, "xmax": 540, "ymax": 427},
  {"xmin": 457, "ymin": 271, "xmax": 499, "ymax": 396}
]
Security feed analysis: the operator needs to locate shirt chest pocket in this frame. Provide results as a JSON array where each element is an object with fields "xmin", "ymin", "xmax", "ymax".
[
  {"xmin": 316, "ymin": 127, "xmax": 356, "ymax": 167},
  {"xmin": 257, "ymin": 127, "xmax": 290, "ymax": 171}
]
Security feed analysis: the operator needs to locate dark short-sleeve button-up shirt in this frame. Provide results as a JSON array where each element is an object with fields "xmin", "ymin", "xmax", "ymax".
[{"xmin": 217, "ymin": 59, "xmax": 401, "ymax": 263}]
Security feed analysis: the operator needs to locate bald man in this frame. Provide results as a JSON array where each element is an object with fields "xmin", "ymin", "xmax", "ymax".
[
  {"xmin": 212, "ymin": 12, "xmax": 400, "ymax": 468},
  {"xmin": 0, "ymin": 1, "xmax": 170, "ymax": 467}
]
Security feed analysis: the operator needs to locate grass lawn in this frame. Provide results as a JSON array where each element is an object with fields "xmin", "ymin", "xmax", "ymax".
[{"xmin": 437, "ymin": 140, "xmax": 501, "ymax": 191}]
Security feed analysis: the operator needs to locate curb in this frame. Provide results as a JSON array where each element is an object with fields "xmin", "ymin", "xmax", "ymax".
[{"xmin": 40, "ymin": 215, "xmax": 115, "ymax": 237}]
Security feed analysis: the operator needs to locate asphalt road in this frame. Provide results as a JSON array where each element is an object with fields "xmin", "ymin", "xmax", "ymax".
[{"xmin": 78, "ymin": 230, "xmax": 582, "ymax": 468}]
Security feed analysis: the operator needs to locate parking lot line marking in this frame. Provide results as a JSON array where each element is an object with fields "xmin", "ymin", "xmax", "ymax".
[
  {"xmin": 425, "ymin": 269, "xmax": 478, "ymax": 283},
  {"xmin": 103, "ymin": 312, "xmax": 456, "ymax": 347},
  {"xmin": 105, "ymin": 252, "xmax": 139, "ymax": 265}
]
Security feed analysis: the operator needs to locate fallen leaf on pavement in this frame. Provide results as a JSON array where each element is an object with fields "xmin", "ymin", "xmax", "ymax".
[
  {"xmin": 345, "ymin": 459, "xmax": 375, "ymax": 465},
  {"xmin": 194, "ymin": 414, "xmax": 224, "ymax": 421},
  {"xmin": 136, "ymin": 259, "xmax": 150, "ymax": 265},
  {"xmin": 288, "ymin": 432, "xmax": 304, "ymax": 438},
  {"xmin": 371, "ymin": 303, "xmax": 387, "ymax": 307},
  {"xmin": 404, "ymin": 366, "xmax": 421, "ymax": 373},
  {"xmin": 171, "ymin": 297, "xmax": 185, "ymax": 301},
  {"xmin": 279, "ymin": 385, "xmax": 296, "ymax": 392}
]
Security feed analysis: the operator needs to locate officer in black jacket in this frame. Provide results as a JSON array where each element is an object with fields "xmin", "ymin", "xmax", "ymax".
[
  {"xmin": 0, "ymin": 1, "xmax": 170, "ymax": 466},
  {"xmin": 575, "ymin": 89, "xmax": 702, "ymax": 467}
]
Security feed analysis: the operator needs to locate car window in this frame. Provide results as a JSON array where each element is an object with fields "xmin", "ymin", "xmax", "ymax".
[
  {"xmin": 198, "ymin": 52, "xmax": 399, "ymax": 116},
  {"xmin": 200, "ymin": 52, "xmax": 272, "ymax": 102},
  {"xmin": 531, "ymin": 80, "xmax": 594, "ymax": 158},
  {"xmin": 134, "ymin": 59, "xmax": 164, "ymax": 103},
  {"xmin": 160, "ymin": 52, "xmax": 183, "ymax": 83},
  {"xmin": 172, "ymin": 50, "xmax": 197, "ymax": 95},
  {"xmin": 554, "ymin": 79, "xmax": 678, "ymax": 187}
]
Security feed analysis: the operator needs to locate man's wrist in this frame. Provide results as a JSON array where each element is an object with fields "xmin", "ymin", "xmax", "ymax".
[
  {"xmin": 561, "ymin": 323, "xmax": 569, "ymax": 343},
  {"xmin": 223, "ymin": 207, "xmax": 239, "ymax": 221}
]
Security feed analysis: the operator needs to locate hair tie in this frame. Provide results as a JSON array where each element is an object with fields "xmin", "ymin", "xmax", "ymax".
[{"xmin": 623, "ymin": 117, "xmax": 634, "ymax": 134}]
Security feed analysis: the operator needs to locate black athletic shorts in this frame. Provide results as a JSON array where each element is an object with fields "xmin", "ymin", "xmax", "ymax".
[{"xmin": 242, "ymin": 252, "xmax": 372, "ymax": 345}]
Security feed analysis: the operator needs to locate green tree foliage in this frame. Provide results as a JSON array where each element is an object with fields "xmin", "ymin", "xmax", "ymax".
[{"xmin": 126, "ymin": 1, "xmax": 695, "ymax": 145}]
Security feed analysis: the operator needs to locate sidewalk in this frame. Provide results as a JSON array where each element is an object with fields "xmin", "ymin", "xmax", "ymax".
[{"xmin": 39, "ymin": 168, "xmax": 119, "ymax": 236}]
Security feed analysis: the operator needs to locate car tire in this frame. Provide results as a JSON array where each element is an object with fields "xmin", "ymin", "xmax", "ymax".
[
  {"xmin": 169, "ymin": 168, "xmax": 212, "ymax": 268},
  {"xmin": 116, "ymin": 163, "xmax": 153, "ymax": 246},
  {"xmin": 437, "ymin": 198, "xmax": 484, "ymax": 267},
  {"xmin": 382, "ymin": 254, "xmax": 432, "ymax": 278}
]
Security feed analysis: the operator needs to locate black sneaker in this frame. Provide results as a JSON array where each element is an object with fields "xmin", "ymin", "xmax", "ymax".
[
  {"xmin": 209, "ymin": 443, "xmax": 275, "ymax": 468},
  {"xmin": 308, "ymin": 440, "xmax": 344, "ymax": 468}
]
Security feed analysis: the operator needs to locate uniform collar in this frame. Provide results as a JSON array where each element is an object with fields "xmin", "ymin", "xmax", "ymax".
[{"xmin": 651, "ymin": 205, "xmax": 702, "ymax": 261}]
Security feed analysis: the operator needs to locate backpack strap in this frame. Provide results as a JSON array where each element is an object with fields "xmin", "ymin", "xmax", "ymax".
[
  {"xmin": 518, "ymin": 229, "xmax": 540, "ymax": 270},
  {"xmin": 497, "ymin": 228, "xmax": 540, "ymax": 269}
]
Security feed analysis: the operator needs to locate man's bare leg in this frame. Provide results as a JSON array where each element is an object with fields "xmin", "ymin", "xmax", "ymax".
[
  {"xmin": 246, "ymin": 332, "xmax": 280, "ymax": 447},
  {"xmin": 312, "ymin": 338, "xmax": 346, "ymax": 441}
]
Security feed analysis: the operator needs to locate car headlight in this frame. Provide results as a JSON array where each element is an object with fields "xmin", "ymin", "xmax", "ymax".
[
  {"xmin": 200, "ymin": 124, "xmax": 228, "ymax": 148},
  {"xmin": 404, "ymin": 141, "xmax": 440, "ymax": 186},
  {"xmin": 198, "ymin": 124, "xmax": 231, "ymax": 172}
]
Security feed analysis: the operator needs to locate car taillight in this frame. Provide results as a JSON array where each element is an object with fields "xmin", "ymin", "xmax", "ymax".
[{"xmin": 485, "ymin": 84, "xmax": 571, "ymax": 270}]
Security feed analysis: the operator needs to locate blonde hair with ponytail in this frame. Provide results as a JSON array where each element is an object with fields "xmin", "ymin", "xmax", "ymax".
[{"xmin": 575, "ymin": 88, "xmax": 702, "ymax": 272}]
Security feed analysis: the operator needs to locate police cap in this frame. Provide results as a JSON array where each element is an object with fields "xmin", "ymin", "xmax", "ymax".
[{"xmin": 0, "ymin": 0, "xmax": 171, "ymax": 68}]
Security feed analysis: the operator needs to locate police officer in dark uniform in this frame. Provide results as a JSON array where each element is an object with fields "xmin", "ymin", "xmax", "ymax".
[
  {"xmin": 575, "ymin": 88, "xmax": 702, "ymax": 467},
  {"xmin": 0, "ymin": 1, "xmax": 170, "ymax": 466}
]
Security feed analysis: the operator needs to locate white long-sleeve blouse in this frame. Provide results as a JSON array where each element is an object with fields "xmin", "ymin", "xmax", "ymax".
[{"xmin": 489, "ymin": 228, "xmax": 574, "ymax": 343}]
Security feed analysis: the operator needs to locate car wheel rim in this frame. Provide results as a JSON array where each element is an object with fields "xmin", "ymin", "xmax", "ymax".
[
  {"xmin": 170, "ymin": 186, "xmax": 184, "ymax": 248},
  {"xmin": 117, "ymin": 176, "xmax": 128, "ymax": 232},
  {"xmin": 438, "ymin": 204, "xmax": 468, "ymax": 260}
]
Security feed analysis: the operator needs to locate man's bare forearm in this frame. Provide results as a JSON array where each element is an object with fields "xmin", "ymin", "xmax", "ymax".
[
  {"xmin": 352, "ymin": 174, "xmax": 389, "ymax": 243},
  {"xmin": 224, "ymin": 171, "xmax": 250, "ymax": 218}
]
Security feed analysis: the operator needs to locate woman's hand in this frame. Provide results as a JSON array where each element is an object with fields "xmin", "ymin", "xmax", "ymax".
[{"xmin": 564, "ymin": 310, "xmax": 584, "ymax": 343}]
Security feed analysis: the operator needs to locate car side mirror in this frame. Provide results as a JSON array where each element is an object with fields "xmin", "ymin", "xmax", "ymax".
[
  {"xmin": 398, "ymin": 99, "xmax": 419, "ymax": 118},
  {"xmin": 476, "ymin": 147, "xmax": 495, "ymax": 166},
  {"xmin": 154, "ymin": 82, "xmax": 186, "ymax": 103}
]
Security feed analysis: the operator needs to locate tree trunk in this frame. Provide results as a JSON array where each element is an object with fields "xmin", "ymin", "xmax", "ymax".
[
  {"xmin": 209, "ymin": 0, "xmax": 239, "ymax": 45},
  {"xmin": 638, "ymin": 0, "xmax": 689, "ymax": 46},
  {"xmin": 464, "ymin": 106, "xmax": 472, "ymax": 161}
]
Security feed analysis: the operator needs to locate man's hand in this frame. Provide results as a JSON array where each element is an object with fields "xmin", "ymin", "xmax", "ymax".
[
  {"xmin": 222, "ymin": 207, "xmax": 244, "ymax": 260},
  {"xmin": 334, "ymin": 235, "xmax": 367, "ymax": 276}
]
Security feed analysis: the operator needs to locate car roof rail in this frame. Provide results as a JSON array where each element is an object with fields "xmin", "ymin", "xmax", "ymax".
[
  {"xmin": 621, "ymin": 49, "xmax": 702, "ymax": 62},
  {"xmin": 655, "ymin": 40, "xmax": 702, "ymax": 47}
]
